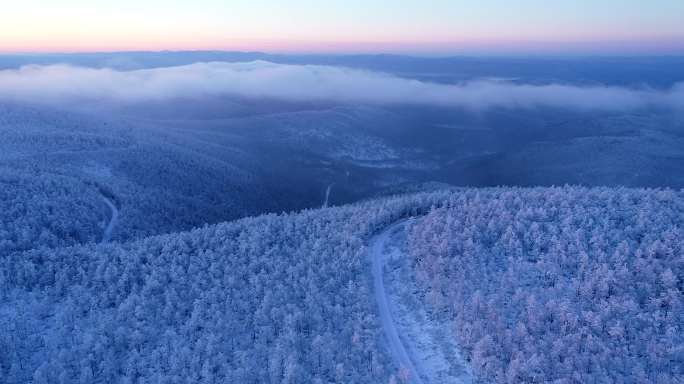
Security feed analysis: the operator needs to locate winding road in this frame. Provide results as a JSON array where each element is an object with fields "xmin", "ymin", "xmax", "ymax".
[
  {"xmin": 101, "ymin": 196, "xmax": 119, "ymax": 243},
  {"xmin": 371, "ymin": 220, "xmax": 427, "ymax": 384},
  {"xmin": 370, "ymin": 220, "xmax": 472, "ymax": 384}
]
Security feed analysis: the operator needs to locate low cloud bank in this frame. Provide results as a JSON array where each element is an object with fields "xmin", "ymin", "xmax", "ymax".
[{"xmin": 0, "ymin": 61, "xmax": 682, "ymax": 110}]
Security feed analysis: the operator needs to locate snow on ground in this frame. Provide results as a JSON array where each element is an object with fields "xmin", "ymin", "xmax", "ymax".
[
  {"xmin": 371, "ymin": 220, "xmax": 473, "ymax": 384},
  {"xmin": 323, "ymin": 183, "xmax": 334, "ymax": 208}
]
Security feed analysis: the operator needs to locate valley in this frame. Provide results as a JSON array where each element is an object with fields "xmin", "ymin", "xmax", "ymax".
[{"xmin": 1, "ymin": 53, "xmax": 682, "ymax": 383}]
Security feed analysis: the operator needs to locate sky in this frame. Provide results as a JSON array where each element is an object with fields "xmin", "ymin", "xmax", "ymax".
[{"xmin": 1, "ymin": 0, "xmax": 683, "ymax": 55}]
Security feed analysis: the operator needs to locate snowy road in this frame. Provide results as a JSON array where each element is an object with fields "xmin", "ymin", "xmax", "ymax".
[
  {"xmin": 101, "ymin": 196, "xmax": 119, "ymax": 243},
  {"xmin": 323, "ymin": 183, "xmax": 334, "ymax": 208},
  {"xmin": 371, "ymin": 220, "xmax": 427, "ymax": 384},
  {"xmin": 370, "ymin": 220, "xmax": 472, "ymax": 384}
]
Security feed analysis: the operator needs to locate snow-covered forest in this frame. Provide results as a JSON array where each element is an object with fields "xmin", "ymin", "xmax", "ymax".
[
  {"xmin": 1, "ymin": 53, "xmax": 684, "ymax": 384},
  {"xmin": 2, "ymin": 187, "xmax": 682, "ymax": 383},
  {"xmin": 0, "ymin": 191, "xmax": 446, "ymax": 383},
  {"xmin": 0, "ymin": 100, "xmax": 450, "ymax": 254},
  {"xmin": 0, "ymin": 102, "xmax": 283, "ymax": 253},
  {"xmin": 408, "ymin": 187, "xmax": 684, "ymax": 383},
  {"xmin": 0, "ymin": 169, "xmax": 104, "ymax": 253}
]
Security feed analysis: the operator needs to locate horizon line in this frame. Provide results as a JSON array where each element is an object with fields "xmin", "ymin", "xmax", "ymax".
[
  {"xmin": 2, "ymin": 48, "xmax": 684, "ymax": 60},
  {"xmin": 1, "ymin": 36, "xmax": 684, "ymax": 57}
]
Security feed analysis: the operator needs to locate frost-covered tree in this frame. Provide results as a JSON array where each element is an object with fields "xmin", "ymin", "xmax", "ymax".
[
  {"xmin": 408, "ymin": 187, "xmax": 684, "ymax": 383},
  {"xmin": 0, "ymin": 190, "xmax": 447, "ymax": 382}
]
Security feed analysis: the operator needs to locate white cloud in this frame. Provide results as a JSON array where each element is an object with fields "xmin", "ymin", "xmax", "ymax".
[{"xmin": 0, "ymin": 61, "xmax": 682, "ymax": 110}]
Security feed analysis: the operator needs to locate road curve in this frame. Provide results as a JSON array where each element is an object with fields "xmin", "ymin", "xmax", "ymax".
[
  {"xmin": 370, "ymin": 220, "xmax": 427, "ymax": 384},
  {"xmin": 101, "ymin": 196, "xmax": 119, "ymax": 243}
]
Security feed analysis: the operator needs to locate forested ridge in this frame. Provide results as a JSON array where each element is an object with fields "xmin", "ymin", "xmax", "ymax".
[
  {"xmin": 0, "ymin": 102, "xmax": 275, "ymax": 254},
  {"xmin": 2, "ymin": 187, "xmax": 682, "ymax": 383},
  {"xmin": 0, "ymin": 168, "xmax": 106, "ymax": 253},
  {"xmin": 1, "ymin": 191, "xmax": 447, "ymax": 383}
]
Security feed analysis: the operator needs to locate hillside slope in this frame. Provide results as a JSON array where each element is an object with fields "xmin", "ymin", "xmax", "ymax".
[
  {"xmin": 2, "ymin": 187, "xmax": 683, "ymax": 383},
  {"xmin": 1, "ymin": 191, "xmax": 446, "ymax": 383},
  {"xmin": 408, "ymin": 188, "xmax": 684, "ymax": 383}
]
